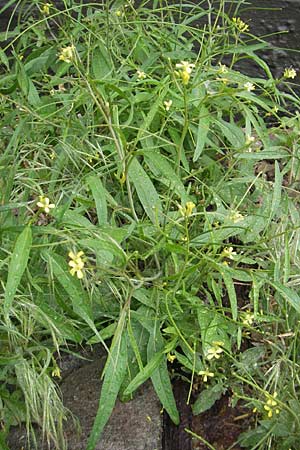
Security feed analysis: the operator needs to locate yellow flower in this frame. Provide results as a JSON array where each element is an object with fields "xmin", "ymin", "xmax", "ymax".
[
  {"xmin": 68, "ymin": 250, "xmax": 85, "ymax": 279},
  {"xmin": 206, "ymin": 343, "xmax": 224, "ymax": 360},
  {"xmin": 244, "ymin": 82, "xmax": 255, "ymax": 92},
  {"xmin": 164, "ymin": 100, "xmax": 173, "ymax": 111},
  {"xmin": 179, "ymin": 201, "xmax": 196, "ymax": 217},
  {"xmin": 242, "ymin": 311, "xmax": 255, "ymax": 326},
  {"xmin": 229, "ymin": 210, "xmax": 244, "ymax": 223},
  {"xmin": 264, "ymin": 392, "xmax": 280, "ymax": 418},
  {"xmin": 265, "ymin": 106, "xmax": 279, "ymax": 117},
  {"xmin": 137, "ymin": 70, "xmax": 146, "ymax": 80},
  {"xmin": 175, "ymin": 61, "xmax": 195, "ymax": 85},
  {"xmin": 221, "ymin": 246, "xmax": 237, "ymax": 260},
  {"xmin": 232, "ymin": 17, "xmax": 249, "ymax": 32},
  {"xmin": 283, "ymin": 67, "xmax": 297, "ymax": 79},
  {"xmin": 37, "ymin": 196, "xmax": 55, "ymax": 214},
  {"xmin": 58, "ymin": 45, "xmax": 75, "ymax": 63},
  {"xmin": 218, "ymin": 63, "xmax": 228, "ymax": 74},
  {"xmin": 198, "ymin": 369, "xmax": 214, "ymax": 382},
  {"xmin": 115, "ymin": 9, "xmax": 123, "ymax": 17},
  {"xmin": 167, "ymin": 353, "xmax": 176, "ymax": 363},
  {"xmin": 41, "ymin": 3, "xmax": 52, "ymax": 15},
  {"xmin": 51, "ymin": 365, "xmax": 61, "ymax": 378},
  {"xmin": 245, "ymin": 134, "xmax": 255, "ymax": 146}
]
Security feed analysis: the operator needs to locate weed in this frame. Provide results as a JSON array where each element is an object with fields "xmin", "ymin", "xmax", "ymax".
[{"xmin": 1, "ymin": 1, "xmax": 300, "ymax": 449}]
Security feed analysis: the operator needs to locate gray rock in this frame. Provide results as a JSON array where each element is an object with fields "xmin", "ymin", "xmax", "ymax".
[
  {"xmin": 8, "ymin": 351, "xmax": 162, "ymax": 450},
  {"xmin": 60, "ymin": 356, "xmax": 162, "ymax": 450}
]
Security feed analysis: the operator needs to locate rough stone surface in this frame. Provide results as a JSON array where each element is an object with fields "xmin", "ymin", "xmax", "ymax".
[
  {"xmin": 241, "ymin": 0, "xmax": 300, "ymax": 78},
  {"xmin": 59, "ymin": 357, "xmax": 162, "ymax": 450},
  {"xmin": 8, "ymin": 349, "xmax": 162, "ymax": 450}
]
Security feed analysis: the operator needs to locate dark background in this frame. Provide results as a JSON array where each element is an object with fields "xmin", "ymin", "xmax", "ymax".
[{"xmin": 1, "ymin": 0, "xmax": 299, "ymax": 77}]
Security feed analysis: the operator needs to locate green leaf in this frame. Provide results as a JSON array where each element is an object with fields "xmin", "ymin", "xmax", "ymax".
[
  {"xmin": 270, "ymin": 281, "xmax": 300, "ymax": 314},
  {"xmin": 4, "ymin": 226, "xmax": 32, "ymax": 317},
  {"xmin": 128, "ymin": 157, "xmax": 163, "ymax": 224},
  {"xmin": 225, "ymin": 43, "xmax": 269, "ymax": 54},
  {"xmin": 132, "ymin": 288, "xmax": 156, "ymax": 309},
  {"xmin": 86, "ymin": 175, "xmax": 108, "ymax": 226},
  {"xmin": 193, "ymin": 105, "xmax": 210, "ymax": 161},
  {"xmin": 59, "ymin": 210, "xmax": 96, "ymax": 229},
  {"xmin": 87, "ymin": 323, "xmax": 117, "ymax": 344},
  {"xmin": 213, "ymin": 117, "xmax": 245, "ymax": 148},
  {"xmin": 236, "ymin": 148, "xmax": 289, "ymax": 160},
  {"xmin": 269, "ymin": 161, "xmax": 282, "ymax": 223},
  {"xmin": 174, "ymin": 351, "xmax": 204, "ymax": 373},
  {"xmin": 238, "ymin": 425, "xmax": 267, "ymax": 447},
  {"xmin": 220, "ymin": 268, "xmax": 238, "ymax": 321},
  {"xmin": 27, "ymin": 80, "xmax": 41, "ymax": 107},
  {"xmin": 123, "ymin": 351, "xmax": 164, "ymax": 396},
  {"xmin": 0, "ymin": 47, "xmax": 9, "ymax": 70},
  {"xmin": 197, "ymin": 304, "xmax": 231, "ymax": 354},
  {"xmin": 49, "ymin": 253, "xmax": 97, "ymax": 332},
  {"xmin": 17, "ymin": 64, "xmax": 29, "ymax": 96},
  {"xmin": 86, "ymin": 327, "xmax": 128, "ymax": 450},
  {"xmin": 144, "ymin": 150, "xmax": 189, "ymax": 203},
  {"xmin": 192, "ymin": 383, "xmax": 224, "ymax": 415},
  {"xmin": 131, "ymin": 305, "xmax": 156, "ymax": 333},
  {"xmin": 135, "ymin": 85, "xmax": 168, "ymax": 142},
  {"xmin": 92, "ymin": 43, "xmax": 113, "ymax": 79},
  {"xmin": 147, "ymin": 327, "xmax": 179, "ymax": 424},
  {"xmin": 79, "ymin": 237, "xmax": 126, "ymax": 267},
  {"xmin": 36, "ymin": 302, "xmax": 82, "ymax": 343}
]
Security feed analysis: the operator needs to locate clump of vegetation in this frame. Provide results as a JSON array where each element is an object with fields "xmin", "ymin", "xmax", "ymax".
[{"xmin": 1, "ymin": 0, "xmax": 300, "ymax": 449}]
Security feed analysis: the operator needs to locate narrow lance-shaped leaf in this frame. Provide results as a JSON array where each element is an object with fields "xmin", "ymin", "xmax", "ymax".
[
  {"xmin": 147, "ymin": 326, "xmax": 179, "ymax": 424},
  {"xmin": 270, "ymin": 281, "xmax": 300, "ymax": 314},
  {"xmin": 220, "ymin": 268, "xmax": 238, "ymax": 321},
  {"xmin": 92, "ymin": 42, "xmax": 113, "ymax": 79},
  {"xmin": 193, "ymin": 105, "xmax": 210, "ymax": 161},
  {"xmin": 268, "ymin": 161, "xmax": 282, "ymax": 225},
  {"xmin": 49, "ymin": 253, "xmax": 100, "ymax": 336},
  {"xmin": 123, "ymin": 351, "xmax": 164, "ymax": 396},
  {"xmin": 128, "ymin": 157, "xmax": 163, "ymax": 224},
  {"xmin": 4, "ymin": 225, "xmax": 32, "ymax": 318},
  {"xmin": 86, "ymin": 175, "xmax": 108, "ymax": 226},
  {"xmin": 86, "ymin": 316, "xmax": 128, "ymax": 450},
  {"xmin": 144, "ymin": 150, "xmax": 189, "ymax": 203}
]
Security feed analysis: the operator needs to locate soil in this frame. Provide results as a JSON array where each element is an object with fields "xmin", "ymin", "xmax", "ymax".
[
  {"xmin": 163, "ymin": 379, "xmax": 252, "ymax": 450},
  {"xmin": 191, "ymin": 394, "xmax": 252, "ymax": 450}
]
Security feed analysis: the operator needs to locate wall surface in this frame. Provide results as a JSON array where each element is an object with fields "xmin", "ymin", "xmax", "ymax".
[{"xmin": 1, "ymin": 0, "xmax": 299, "ymax": 74}]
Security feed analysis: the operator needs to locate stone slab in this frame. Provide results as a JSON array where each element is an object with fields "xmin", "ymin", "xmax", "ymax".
[{"xmin": 8, "ymin": 351, "xmax": 162, "ymax": 450}]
